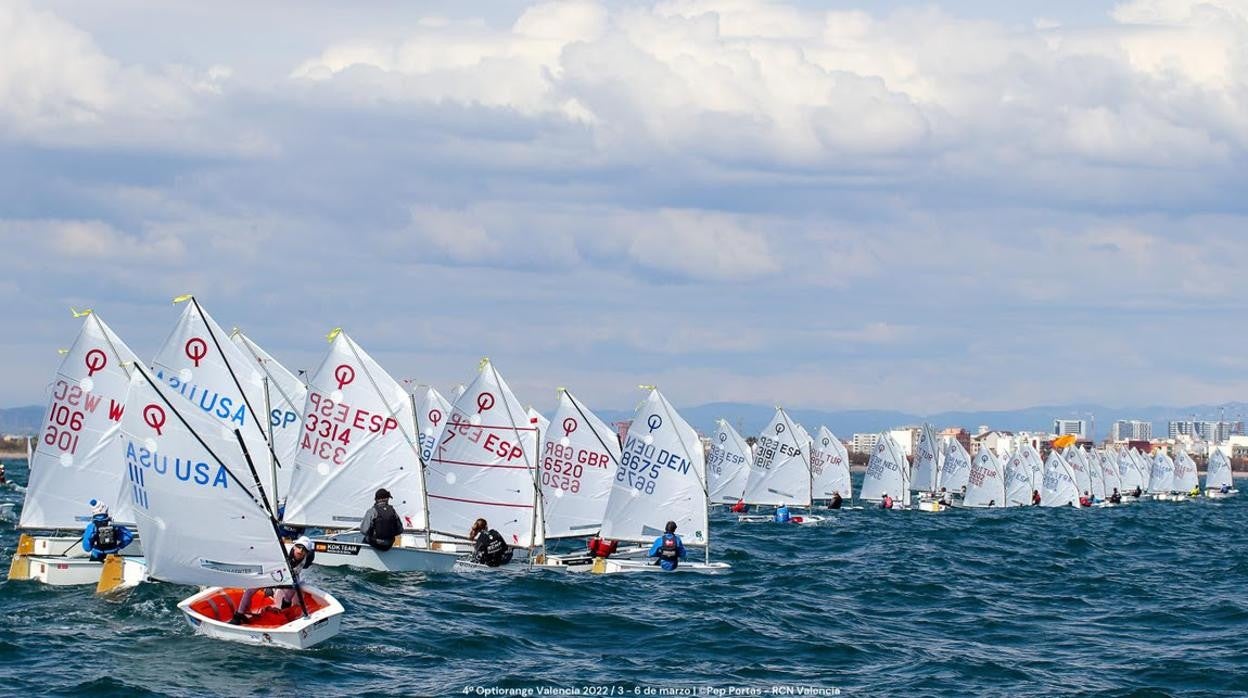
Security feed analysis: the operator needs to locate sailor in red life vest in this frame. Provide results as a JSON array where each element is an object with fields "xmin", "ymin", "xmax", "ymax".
[
  {"xmin": 730, "ymin": 499, "xmax": 747, "ymax": 514},
  {"xmin": 880, "ymin": 493, "xmax": 894, "ymax": 509},
  {"xmin": 585, "ymin": 536, "xmax": 618, "ymax": 558},
  {"xmin": 1031, "ymin": 489, "xmax": 1041, "ymax": 506},
  {"xmin": 648, "ymin": 521, "xmax": 686, "ymax": 571},
  {"xmin": 1078, "ymin": 492, "xmax": 1093, "ymax": 507}
]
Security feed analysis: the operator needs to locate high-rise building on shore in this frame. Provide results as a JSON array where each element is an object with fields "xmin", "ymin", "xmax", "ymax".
[
  {"xmin": 1168, "ymin": 420, "xmax": 1241, "ymax": 442},
  {"xmin": 851, "ymin": 432, "xmax": 880, "ymax": 454},
  {"xmin": 1053, "ymin": 419, "xmax": 1088, "ymax": 439},
  {"xmin": 1112, "ymin": 420, "xmax": 1152, "ymax": 442}
]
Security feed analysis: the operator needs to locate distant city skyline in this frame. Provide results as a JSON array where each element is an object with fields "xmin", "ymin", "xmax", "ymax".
[{"xmin": 2, "ymin": 1, "xmax": 1248, "ymax": 414}]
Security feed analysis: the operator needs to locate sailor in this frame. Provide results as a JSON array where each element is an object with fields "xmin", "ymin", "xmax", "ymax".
[
  {"xmin": 1031, "ymin": 489, "xmax": 1041, "ymax": 506},
  {"xmin": 829, "ymin": 492, "xmax": 843, "ymax": 509},
  {"xmin": 81, "ymin": 500, "xmax": 134, "ymax": 562},
  {"xmin": 1131, "ymin": 485, "xmax": 1143, "ymax": 498},
  {"xmin": 939, "ymin": 487, "xmax": 953, "ymax": 506},
  {"xmin": 730, "ymin": 499, "xmax": 747, "ymax": 514},
  {"xmin": 233, "ymin": 536, "xmax": 315, "ymax": 624},
  {"xmin": 773, "ymin": 503, "xmax": 792, "ymax": 523},
  {"xmin": 468, "ymin": 518, "xmax": 513, "ymax": 567},
  {"xmin": 880, "ymin": 493, "xmax": 894, "ymax": 510},
  {"xmin": 1221, "ymin": 483, "xmax": 1231, "ymax": 494},
  {"xmin": 0, "ymin": 463, "xmax": 6, "ymax": 485},
  {"xmin": 1189, "ymin": 485, "xmax": 1200, "ymax": 497},
  {"xmin": 1078, "ymin": 491, "xmax": 1093, "ymax": 507},
  {"xmin": 648, "ymin": 520, "xmax": 686, "ymax": 571},
  {"xmin": 1108, "ymin": 488, "xmax": 1122, "ymax": 504},
  {"xmin": 987, "ymin": 499, "xmax": 996, "ymax": 507},
  {"xmin": 585, "ymin": 536, "xmax": 618, "ymax": 559},
  {"xmin": 959, "ymin": 485, "xmax": 967, "ymax": 499},
  {"xmin": 361, "ymin": 488, "xmax": 403, "ymax": 551}
]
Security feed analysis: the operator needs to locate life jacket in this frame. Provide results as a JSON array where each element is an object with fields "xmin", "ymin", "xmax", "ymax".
[
  {"xmin": 93, "ymin": 521, "xmax": 118, "ymax": 551},
  {"xmin": 881, "ymin": 496, "xmax": 893, "ymax": 509},
  {"xmin": 368, "ymin": 502, "xmax": 403, "ymax": 540},
  {"xmin": 829, "ymin": 495, "xmax": 842, "ymax": 510},
  {"xmin": 1079, "ymin": 496, "xmax": 1091, "ymax": 507},
  {"xmin": 657, "ymin": 534, "xmax": 680, "ymax": 564},
  {"xmin": 730, "ymin": 500, "xmax": 747, "ymax": 513},
  {"xmin": 586, "ymin": 537, "xmax": 618, "ymax": 558},
  {"xmin": 774, "ymin": 507, "xmax": 791, "ymax": 523},
  {"xmin": 480, "ymin": 530, "xmax": 512, "ymax": 567}
]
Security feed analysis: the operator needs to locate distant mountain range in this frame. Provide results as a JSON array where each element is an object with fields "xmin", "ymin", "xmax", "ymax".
[{"xmin": 3, "ymin": 401, "xmax": 1244, "ymax": 440}]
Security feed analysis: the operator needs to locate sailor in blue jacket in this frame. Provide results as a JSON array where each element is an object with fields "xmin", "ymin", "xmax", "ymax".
[
  {"xmin": 774, "ymin": 504, "xmax": 792, "ymax": 523},
  {"xmin": 81, "ymin": 500, "xmax": 134, "ymax": 562},
  {"xmin": 648, "ymin": 520, "xmax": 687, "ymax": 571}
]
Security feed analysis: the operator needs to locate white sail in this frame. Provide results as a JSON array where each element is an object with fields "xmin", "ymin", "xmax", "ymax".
[
  {"xmin": 230, "ymin": 331, "xmax": 307, "ymax": 509},
  {"xmin": 1173, "ymin": 448, "xmax": 1199, "ymax": 493},
  {"xmin": 284, "ymin": 331, "xmax": 427, "ymax": 532},
  {"xmin": 964, "ymin": 447, "xmax": 1005, "ymax": 507},
  {"xmin": 1149, "ymin": 451, "xmax": 1176, "ymax": 493},
  {"xmin": 121, "ymin": 365, "xmax": 292, "ymax": 588},
  {"xmin": 600, "ymin": 389, "xmax": 709, "ymax": 546},
  {"xmin": 539, "ymin": 390, "xmax": 619, "ymax": 539},
  {"xmin": 1206, "ymin": 449, "xmax": 1233, "ymax": 490},
  {"xmin": 1063, "ymin": 447, "xmax": 1092, "ymax": 496},
  {"xmin": 413, "ymin": 385, "xmax": 452, "ymax": 468},
  {"xmin": 707, "ymin": 420, "xmax": 751, "ymax": 504},
  {"xmin": 912, "ymin": 423, "xmax": 940, "ymax": 493},
  {"xmin": 1020, "ymin": 442, "xmax": 1045, "ymax": 492},
  {"xmin": 811, "ymin": 427, "xmax": 851, "ymax": 501},
  {"xmin": 150, "ymin": 297, "xmax": 278, "ymax": 511},
  {"xmin": 527, "ymin": 407, "xmax": 549, "ymax": 440},
  {"xmin": 1003, "ymin": 450, "xmax": 1033, "ymax": 506},
  {"xmin": 1098, "ymin": 449, "xmax": 1122, "ymax": 495},
  {"xmin": 860, "ymin": 432, "xmax": 909, "ymax": 505},
  {"xmin": 938, "ymin": 438, "xmax": 972, "ymax": 493},
  {"xmin": 20, "ymin": 312, "xmax": 139, "ymax": 529},
  {"xmin": 425, "ymin": 361, "xmax": 541, "ymax": 547},
  {"xmin": 1087, "ymin": 449, "xmax": 1106, "ymax": 499},
  {"xmin": 1116, "ymin": 448, "xmax": 1141, "ymax": 492},
  {"xmin": 1132, "ymin": 448, "xmax": 1152, "ymax": 490},
  {"xmin": 743, "ymin": 408, "xmax": 812, "ymax": 507},
  {"xmin": 1040, "ymin": 451, "xmax": 1079, "ymax": 507}
]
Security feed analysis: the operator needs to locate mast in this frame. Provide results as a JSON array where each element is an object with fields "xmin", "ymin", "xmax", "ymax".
[
  {"xmin": 410, "ymin": 391, "xmax": 434, "ymax": 547},
  {"xmin": 262, "ymin": 376, "xmax": 278, "ymax": 511}
]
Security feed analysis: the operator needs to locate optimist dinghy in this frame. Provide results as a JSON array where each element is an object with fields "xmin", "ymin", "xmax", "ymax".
[
  {"xmin": 738, "ymin": 408, "xmax": 824, "ymax": 525},
  {"xmin": 120, "ymin": 363, "xmax": 344, "ymax": 649},
  {"xmin": 9, "ymin": 310, "xmax": 145, "ymax": 587},
  {"xmin": 283, "ymin": 330, "xmax": 458, "ymax": 573},
  {"xmin": 1204, "ymin": 450, "xmax": 1237, "ymax": 498}
]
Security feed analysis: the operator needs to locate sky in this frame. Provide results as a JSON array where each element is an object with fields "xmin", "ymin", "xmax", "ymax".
[{"xmin": 1, "ymin": 0, "xmax": 1247, "ymax": 415}]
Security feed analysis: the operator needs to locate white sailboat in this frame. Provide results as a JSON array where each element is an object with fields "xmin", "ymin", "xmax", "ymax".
[
  {"xmin": 707, "ymin": 420, "xmax": 751, "ymax": 506},
  {"xmin": 1003, "ymin": 450, "xmax": 1033, "ymax": 506},
  {"xmin": 413, "ymin": 385, "xmax": 452, "ymax": 469},
  {"xmin": 1020, "ymin": 443, "xmax": 1045, "ymax": 498},
  {"xmin": 1097, "ymin": 449, "xmax": 1122, "ymax": 498},
  {"xmin": 1132, "ymin": 448, "xmax": 1153, "ymax": 494},
  {"xmin": 121, "ymin": 364, "xmax": 343, "ymax": 649},
  {"xmin": 938, "ymin": 438, "xmax": 971, "ymax": 497},
  {"xmin": 151, "ymin": 296, "xmax": 280, "ymax": 511},
  {"xmin": 810, "ymin": 427, "xmax": 852, "ymax": 506},
  {"xmin": 963, "ymin": 447, "xmax": 1005, "ymax": 507},
  {"xmin": 740, "ymin": 407, "xmax": 821, "ymax": 523},
  {"xmin": 1150, "ymin": 450, "xmax": 1177, "ymax": 499},
  {"xmin": 282, "ymin": 330, "xmax": 457, "ymax": 572},
  {"xmin": 1117, "ymin": 448, "xmax": 1143, "ymax": 497},
  {"xmin": 230, "ymin": 330, "xmax": 307, "ymax": 512},
  {"xmin": 1063, "ymin": 447, "xmax": 1093, "ymax": 499},
  {"xmin": 860, "ymin": 432, "xmax": 910, "ymax": 508},
  {"xmin": 913, "ymin": 424, "xmax": 946, "ymax": 511},
  {"xmin": 592, "ymin": 388, "xmax": 727, "ymax": 574},
  {"xmin": 536, "ymin": 389, "xmax": 620, "ymax": 567},
  {"xmin": 9, "ymin": 310, "xmax": 146, "ymax": 587},
  {"xmin": 1173, "ymin": 447, "xmax": 1200, "ymax": 496},
  {"xmin": 1040, "ymin": 451, "xmax": 1079, "ymax": 507},
  {"xmin": 1205, "ymin": 449, "xmax": 1236, "ymax": 497},
  {"xmin": 424, "ymin": 359, "xmax": 542, "ymax": 561}
]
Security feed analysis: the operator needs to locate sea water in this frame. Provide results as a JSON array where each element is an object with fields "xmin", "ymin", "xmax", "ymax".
[{"xmin": 1, "ymin": 457, "xmax": 1245, "ymax": 697}]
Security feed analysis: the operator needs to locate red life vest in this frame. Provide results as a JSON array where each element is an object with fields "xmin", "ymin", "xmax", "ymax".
[{"xmin": 586, "ymin": 537, "xmax": 618, "ymax": 558}]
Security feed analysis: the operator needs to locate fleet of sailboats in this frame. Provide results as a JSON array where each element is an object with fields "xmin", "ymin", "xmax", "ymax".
[{"xmin": 4, "ymin": 299, "xmax": 1241, "ymax": 648}]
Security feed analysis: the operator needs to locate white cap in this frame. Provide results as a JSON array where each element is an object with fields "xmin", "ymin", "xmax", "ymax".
[
  {"xmin": 293, "ymin": 535, "xmax": 313, "ymax": 551},
  {"xmin": 90, "ymin": 499, "xmax": 109, "ymax": 517}
]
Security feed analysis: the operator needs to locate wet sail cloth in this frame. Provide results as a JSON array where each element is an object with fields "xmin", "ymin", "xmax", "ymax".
[
  {"xmin": 150, "ymin": 297, "xmax": 278, "ymax": 511},
  {"xmin": 810, "ymin": 427, "xmax": 851, "ymax": 501},
  {"xmin": 707, "ymin": 420, "xmax": 751, "ymax": 505},
  {"xmin": 425, "ymin": 361, "xmax": 541, "ymax": 547},
  {"xmin": 231, "ymin": 331, "xmax": 306, "ymax": 507},
  {"xmin": 539, "ymin": 390, "xmax": 619, "ymax": 539},
  {"xmin": 284, "ymin": 331, "xmax": 427, "ymax": 532},
  {"xmin": 21, "ymin": 312, "xmax": 139, "ymax": 529},
  {"xmin": 121, "ymin": 365, "xmax": 293, "ymax": 588},
  {"xmin": 743, "ymin": 408, "xmax": 812, "ymax": 507},
  {"xmin": 599, "ymin": 389, "xmax": 709, "ymax": 546}
]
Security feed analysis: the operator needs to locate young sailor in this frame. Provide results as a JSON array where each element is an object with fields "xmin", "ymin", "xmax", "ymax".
[
  {"xmin": 1108, "ymin": 488, "xmax": 1122, "ymax": 504},
  {"xmin": 1031, "ymin": 489, "xmax": 1041, "ymax": 506},
  {"xmin": 829, "ymin": 492, "xmax": 843, "ymax": 510},
  {"xmin": 360, "ymin": 488, "xmax": 403, "ymax": 551},
  {"xmin": 1078, "ymin": 492, "xmax": 1093, "ymax": 507},
  {"xmin": 469, "ymin": 518, "xmax": 514, "ymax": 567},
  {"xmin": 730, "ymin": 499, "xmax": 747, "ymax": 514},
  {"xmin": 939, "ymin": 487, "xmax": 953, "ymax": 506},
  {"xmin": 233, "ymin": 536, "xmax": 315, "ymax": 624},
  {"xmin": 649, "ymin": 521, "xmax": 686, "ymax": 571},
  {"xmin": 774, "ymin": 503, "xmax": 792, "ymax": 523},
  {"xmin": 81, "ymin": 500, "xmax": 134, "ymax": 562},
  {"xmin": 880, "ymin": 493, "xmax": 894, "ymax": 510}
]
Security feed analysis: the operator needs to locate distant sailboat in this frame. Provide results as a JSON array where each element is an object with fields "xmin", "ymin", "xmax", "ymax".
[
  {"xmin": 860, "ymin": 432, "xmax": 910, "ymax": 508},
  {"xmin": 964, "ymin": 447, "xmax": 1005, "ymax": 508},
  {"xmin": 706, "ymin": 420, "xmax": 751, "ymax": 506},
  {"xmin": 1205, "ymin": 449, "xmax": 1236, "ymax": 497},
  {"xmin": 939, "ymin": 438, "xmax": 971, "ymax": 496},
  {"xmin": 741, "ymin": 408, "xmax": 821, "ymax": 522},
  {"xmin": 810, "ymin": 427, "xmax": 852, "ymax": 505},
  {"xmin": 1003, "ymin": 449, "xmax": 1033, "ymax": 507},
  {"xmin": 1040, "ymin": 451, "xmax": 1079, "ymax": 507},
  {"xmin": 912, "ymin": 424, "xmax": 941, "ymax": 502},
  {"xmin": 1149, "ymin": 450, "xmax": 1177, "ymax": 499},
  {"xmin": 1173, "ymin": 447, "xmax": 1199, "ymax": 496}
]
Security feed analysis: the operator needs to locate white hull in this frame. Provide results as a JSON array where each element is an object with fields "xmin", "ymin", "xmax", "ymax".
[
  {"xmin": 310, "ymin": 537, "xmax": 459, "ymax": 573},
  {"xmin": 179, "ymin": 585, "xmax": 344, "ymax": 650},
  {"xmin": 583, "ymin": 557, "xmax": 731, "ymax": 575},
  {"xmin": 916, "ymin": 500, "xmax": 947, "ymax": 512},
  {"xmin": 8, "ymin": 533, "xmax": 145, "ymax": 586},
  {"xmin": 736, "ymin": 514, "xmax": 826, "ymax": 525},
  {"xmin": 24, "ymin": 556, "xmax": 105, "ymax": 585},
  {"xmin": 96, "ymin": 555, "xmax": 149, "ymax": 594},
  {"xmin": 1205, "ymin": 489, "xmax": 1237, "ymax": 499}
]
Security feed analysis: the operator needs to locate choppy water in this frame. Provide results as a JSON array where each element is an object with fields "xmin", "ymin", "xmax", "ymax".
[{"xmin": 2, "ymin": 456, "xmax": 1246, "ymax": 697}]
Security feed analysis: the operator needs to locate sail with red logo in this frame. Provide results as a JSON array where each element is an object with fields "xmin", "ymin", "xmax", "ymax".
[
  {"xmin": 120, "ymin": 363, "xmax": 344, "ymax": 649},
  {"xmin": 425, "ymin": 359, "xmax": 542, "ymax": 555},
  {"xmin": 538, "ymin": 389, "xmax": 620, "ymax": 540}
]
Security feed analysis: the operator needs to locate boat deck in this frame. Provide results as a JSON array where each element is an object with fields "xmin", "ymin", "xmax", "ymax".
[{"xmin": 188, "ymin": 588, "xmax": 329, "ymax": 628}]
